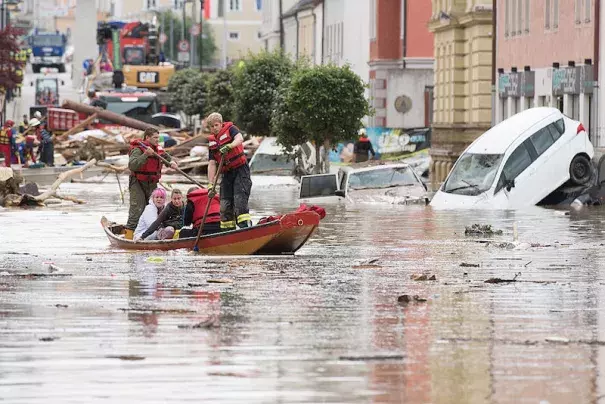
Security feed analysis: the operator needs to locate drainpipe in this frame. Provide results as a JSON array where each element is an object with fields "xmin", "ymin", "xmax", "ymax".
[
  {"xmin": 295, "ymin": 13, "xmax": 299, "ymax": 59},
  {"xmin": 321, "ymin": 0, "xmax": 325, "ymax": 64},
  {"xmin": 594, "ymin": 0, "xmax": 600, "ymax": 139},
  {"xmin": 491, "ymin": 0, "xmax": 497, "ymax": 126},
  {"xmin": 312, "ymin": 6, "xmax": 317, "ymax": 64},
  {"xmin": 402, "ymin": 0, "xmax": 406, "ymax": 67},
  {"xmin": 279, "ymin": 0, "xmax": 284, "ymax": 51}
]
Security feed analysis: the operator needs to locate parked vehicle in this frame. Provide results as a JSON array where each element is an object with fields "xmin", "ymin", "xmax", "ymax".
[
  {"xmin": 299, "ymin": 162, "xmax": 429, "ymax": 205},
  {"xmin": 28, "ymin": 29, "xmax": 68, "ymax": 73},
  {"xmin": 249, "ymin": 137, "xmax": 318, "ymax": 176},
  {"xmin": 430, "ymin": 107, "xmax": 595, "ymax": 209}
]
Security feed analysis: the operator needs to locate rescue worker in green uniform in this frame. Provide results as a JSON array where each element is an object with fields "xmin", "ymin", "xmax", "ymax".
[
  {"xmin": 206, "ymin": 112, "xmax": 252, "ymax": 230},
  {"xmin": 124, "ymin": 128, "xmax": 178, "ymax": 240}
]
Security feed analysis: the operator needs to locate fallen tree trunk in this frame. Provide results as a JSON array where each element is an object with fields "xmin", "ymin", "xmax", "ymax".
[
  {"xmin": 62, "ymin": 100, "xmax": 160, "ymax": 132},
  {"xmin": 96, "ymin": 161, "xmax": 129, "ymax": 174},
  {"xmin": 60, "ymin": 113, "xmax": 98, "ymax": 139},
  {"xmin": 33, "ymin": 159, "xmax": 98, "ymax": 203}
]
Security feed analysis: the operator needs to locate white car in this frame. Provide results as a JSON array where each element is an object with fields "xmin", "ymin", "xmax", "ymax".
[
  {"xmin": 249, "ymin": 137, "xmax": 319, "ymax": 176},
  {"xmin": 300, "ymin": 162, "xmax": 429, "ymax": 205},
  {"xmin": 431, "ymin": 107, "xmax": 594, "ymax": 209}
]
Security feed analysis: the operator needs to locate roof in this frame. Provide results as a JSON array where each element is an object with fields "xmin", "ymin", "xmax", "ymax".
[
  {"xmin": 255, "ymin": 137, "xmax": 286, "ymax": 155},
  {"xmin": 283, "ymin": 0, "xmax": 318, "ymax": 18},
  {"xmin": 339, "ymin": 162, "xmax": 411, "ymax": 174},
  {"xmin": 467, "ymin": 107, "xmax": 561, "ymax": 154}
]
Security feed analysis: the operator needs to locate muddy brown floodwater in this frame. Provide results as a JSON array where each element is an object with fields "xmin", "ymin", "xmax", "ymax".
[{"xmin": 2, "ymin": 175, "xmax": 605, "ymax": 403}]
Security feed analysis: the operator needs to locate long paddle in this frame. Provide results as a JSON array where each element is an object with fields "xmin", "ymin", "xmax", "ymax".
[
  {"xmin": 193, "ymin": 155, "xmax": 224, "ymax": 253},
  {"xmin": 137, "ymin": 141, "xmax": 205, "ymax": 189}
]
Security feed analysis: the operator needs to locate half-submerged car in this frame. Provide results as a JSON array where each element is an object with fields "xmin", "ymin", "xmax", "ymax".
[
  {"xmin": 430, "ymin": 107, "xmax": 594, "ymax": 209},
  {"xmin": 299, "ymin": 162, "xmax": 429, "ymax": 205}
]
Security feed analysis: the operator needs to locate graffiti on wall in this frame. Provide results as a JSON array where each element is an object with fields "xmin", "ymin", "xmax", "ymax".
[{"xmin": 328, "ymin": 128, "xmax": 431, "ymax": 163}]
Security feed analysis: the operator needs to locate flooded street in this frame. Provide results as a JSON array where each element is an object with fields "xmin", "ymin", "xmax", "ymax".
[{"xmin": 3, "ymin": 175, "xmax": 605, "ymax": 403}]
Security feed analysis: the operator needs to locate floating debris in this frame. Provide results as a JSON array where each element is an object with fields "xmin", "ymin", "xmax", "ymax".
[
  {"xmin": 178, "ymin": 317, "xmax": 219, "ymax": 329},
  {"xmin": 105, "ymin": 355, "xmax": 146, "ymax": 361},
  {"xmin": 339, "ymin": 354, "xmax": 404, "ymax": 361},
  {"xmin": 465, "ymin": 224, "xmax": 503, "ymax": 236},
  {"xmin": 207, "ymin": 278, "xmax": 233, "ymax": 284},
  {"xmin": 485, "ymin": 272, "xmax": 522, "ymax": 284},
  {"xmin": 55, "ymin": 304, "xmax": 68, "ymax": 308},
  {"xmin": 410, "ymin": 274, "xmax": 436, "ymax": 281},
  {"xmin": 460, "ymin": 262, "xmax": 479, "ymax": 268},
  {"xmin": 39, "ymin": 337, "xmax": 59, "ymax": 342},
  {"xmin": 397, "ymin": 295, "xmax": 428, "ymax": 304}
]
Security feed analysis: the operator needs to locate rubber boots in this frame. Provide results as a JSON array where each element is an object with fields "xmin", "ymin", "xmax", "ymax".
[{"xmin": 124, "ymin": 229, "xmax": 134, "ymax": 240}]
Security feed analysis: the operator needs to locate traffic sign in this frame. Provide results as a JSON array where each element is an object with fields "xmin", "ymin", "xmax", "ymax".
[
  {"xmin": 178, "ymin": 39, "xmax": 190, "ymax": 52},
  {"xmin": 177, "ymin": 51, "xmax": 190, "ymax": 63},
  {"xmin": 190, "ymin": 24, "xmax": 200, "ymax": 36},
  {"xmin": 159, "ymin": 32, "xmax": 167, "ymax": 44}
]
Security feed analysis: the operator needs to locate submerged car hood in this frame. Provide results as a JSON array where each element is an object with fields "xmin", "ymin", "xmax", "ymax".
[{"xmin": 348, "ymin": 185, "xmax": 428, "ymax": 205}]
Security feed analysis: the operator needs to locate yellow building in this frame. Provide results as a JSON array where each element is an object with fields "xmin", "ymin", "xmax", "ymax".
[{"xmin": 428, "ymin": 0, "xmax": 493, "ymax": 190}]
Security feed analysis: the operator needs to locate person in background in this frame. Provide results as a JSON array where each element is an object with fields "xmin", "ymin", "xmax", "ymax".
[
  {"xmin": 30, "ymin": 118, "xmax": 54, "ymax": 166},
  {"xmin": 83, "ymin": 89, "xmax": 97, "ymax": 105},
  {"xmin": 140, "ymin": 189, "xmax": 185, "ymax": 241},
  {"xmin": 179, "ymin": 186, "xmax": 222, "ymax": 238},
  {"xmin": 353, "ymin": 128, "xmax": 376, "ymax": 163},
  {"xmin": 0, "ymin": 120, "xmax": 14, "ymax": 167},
  {"xmin": 18, "ymin": 115, "xmax": 28, "ymax": 134},
  {"xmin": 134, "ymin": 188, "xmax": 167, "ymax": 241}
]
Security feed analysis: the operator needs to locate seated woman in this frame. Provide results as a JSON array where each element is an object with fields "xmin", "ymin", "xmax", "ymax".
[
  {"xmin": 179, "ymin": 186, "xmax": 221, "ymax": 238},
  {"xmin": 140, "ymin": 189, "xmax": 185, "ymax": 241},
  {"xmin": 133, "ymin": 188, "xmax": 167, "ymax": 241}
]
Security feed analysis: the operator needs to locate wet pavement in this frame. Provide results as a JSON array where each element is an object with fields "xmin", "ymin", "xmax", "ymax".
[{"xmin": 3, "ymin": 175, "xmax": 605, "ymax": 403}]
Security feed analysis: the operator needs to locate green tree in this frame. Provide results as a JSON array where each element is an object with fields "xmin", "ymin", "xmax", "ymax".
[
  {"xmin": 233, "ymin": 50, "xmax": 297, "ymax": 135},
  {"xmin": 275, "ymin": 64, "xmax": 371, "ymax": 173},
  {"xmin": 206, "ymin": 68, "xmax": 236, "ymax": 122},
  {"xmin": 167, "ymin": 68, "xmax": 199, "ymax": 113},
  {"xmin": 182, "ymin": 72, "xmax": 211, "ymax": 118},
  {"xmin": 156, "ymin": 10, "xmax": 216, "ymax": 66}
]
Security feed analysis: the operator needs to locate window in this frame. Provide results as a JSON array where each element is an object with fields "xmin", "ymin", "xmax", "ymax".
[
  {"xmin": 550, "ymin": 118, "xmax": 565, "ymax": 140},
  {"xmin": 517, "ymin": 0, "xmax": 522, "ymax": 34},
  {"xmin": 496, "ymin": 144, "xmax": 532, "ymax": 193},
  {"xmin": 505, "ymin": 0, "xmax": 510, "ymax": 36},
  {"xmin": 255, "ymin": 0, "xmax": 262, "ymax": 11},
  {"xmin": 228, "ymin": 32, "xmax": 240, "ymax": 40},
  {"xmin": 575, "ymin": 0, "xmax": 582, "ymax": 23},
  {"xmin": 370, "ymin": 0, "xmax": 376, "ymax": 40},
  {"xmin": 585, "ymin": 0, "xmax": 591, "ymax": 22},
  {"xmin": 218, "ymin": 0, "xmax": 224, "ymax": 17},
  {"xmin": 529, "ymin": 126, "xmax": 555, "ymax": 156},
  {"xmin": 545, "ymin": 0, "xmax": 551, "ymax": 28},
  {"xmin": 524, "ymin": 0, "xmax": 530, "ymax": 32},
  {"xmin": 229, "ymin": 0, "xmax": 241, "ymax": 12},
  {"xmin": 146, "ymin": 0, "xmax": 156, "ymax": 9},
  {"xmin": 553, "ymin": 0, "xmax": 559, "ymax": 28},
  {"xmin": 300, "ymin": 174, "xmax": 338, "ymax": 198},
  {"xmin": 511, "ymin": 0, "xmax": 516, "ymax": 35}
]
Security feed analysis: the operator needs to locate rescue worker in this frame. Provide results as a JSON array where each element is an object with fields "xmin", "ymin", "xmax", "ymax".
[
  {"xmin": 179, "ymin": 186, "xmax": 222, "ymax": 238},
  {"xmin": 206, "ymin": 112, "xmax": 252, "ymax": 230},
  {"xmin": 83, "ymin": 89, "xmax": 97, "ymax": 105},
  {"xmin": 125, "ymin": 128, "xmax": 179, "ymax": 240},
  {"xmin": 30, "ymin": 118, "xmax": 54, "ymax": 166},
  {"xmin": 18, "ymin": 115, "xmax": 28, "ymax": 134},
  {"xmin": 353, "ymin": 128, "xmax": 376, "ymax": 163},
  {"xmin": 15, "ymin": 68, "xmax": 23, "ymax": 97},
  {"xmin": 0, "ymin": 120, "xmax": 14, "ymax": 167}
]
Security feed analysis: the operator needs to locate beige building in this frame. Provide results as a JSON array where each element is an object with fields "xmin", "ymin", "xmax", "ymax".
[
  {"xmin": 282, "ymin": 0, "xmax": 322, "ymax": 64},
  {"xmin": 428, "ymin": 0, "xmax": 493, "ymax": 190},
  {"xmin": 19, "ymin": 0, "xmax": 111, "ymax": 32},
  {"xmin": 205, "ymin": 0, "xmax": 264, "ymax": 67}
]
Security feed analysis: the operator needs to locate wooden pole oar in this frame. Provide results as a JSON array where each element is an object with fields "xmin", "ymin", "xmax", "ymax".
[
  {"xmin": 115, "ymin": 172, "xmax": 124, "ymax": 204},
  {"xmin": 137, "ymin": 141, "xmax": 206, "ymax": 188},
  {"xmin": 193, "ymin": 155, "xmax": 224, "ymax": 253}
]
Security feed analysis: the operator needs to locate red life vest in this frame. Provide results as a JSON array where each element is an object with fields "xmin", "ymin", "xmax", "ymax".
[
  {"xmin": 129, "ymin": 140, "xmax": 165, "ymax": 182},
  {"xmin": 208, "ymin": 122, "xmax": 247, "ymax": 172},
  {"xmin": 0, "ymin": 128, "xmax": 10, "ymax": 145},
  {"xmin": 188, "ymin": 188, "xmax": 221, "ymax": 226}
]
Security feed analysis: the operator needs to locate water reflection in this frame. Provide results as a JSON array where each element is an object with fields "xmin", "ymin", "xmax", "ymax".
[{"xmin": 1, "ymin": 179, "xmax": 605, "ymax": 402}]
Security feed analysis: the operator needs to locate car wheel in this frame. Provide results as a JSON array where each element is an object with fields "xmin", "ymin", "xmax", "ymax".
[{"xmin": 569, "ymin": 154, "xmax": 592, "ymax": 185}]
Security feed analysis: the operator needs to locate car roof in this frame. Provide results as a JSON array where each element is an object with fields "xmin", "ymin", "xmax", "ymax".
[
  {"xmin": 255, "ymin": 137, "xmax": 286, "ymax": 155},
  {"xmin": 339, "ymin": 162, "xmax": 411, "ymax": 174},
  {"xmin": 467, "ymin": 107, "xmax": 561, "ymax": 154}
]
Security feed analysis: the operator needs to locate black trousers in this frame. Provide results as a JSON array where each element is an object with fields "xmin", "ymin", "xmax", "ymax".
[
  {"xmin": 219, "ymin": 164, "xmax": 252, "ymax": 229},
  {"xmin": 179, "ymin": 222, "xmax": 221, "ymax": 238}
]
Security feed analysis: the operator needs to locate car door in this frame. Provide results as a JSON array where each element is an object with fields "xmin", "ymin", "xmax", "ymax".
[
  {"xmin": 299, "ymin": 173, "xmax": 340, "ymax": 203},
  {"xmin": 493, "ymin": 141, "xmax": 536, "ymax": 208},
  {"xmin": 526, "ymin": 122, "xmax": 566, "ymax": 202}
]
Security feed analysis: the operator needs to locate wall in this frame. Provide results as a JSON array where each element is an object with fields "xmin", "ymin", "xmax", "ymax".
[
  {"xmin": 387, "ymin": 69, "xmax": 434, "ymax": 128},
  {"xmin": 405, "ymin": 0, "xmax": 433, "ymax": 59},
  {"xmin": 298, "ymin": 9, "xmax": 315, "ymax": 61},
  {"xmin": 496, "ymin": 0, "xmax": 594, "ymax": 69},
  {"xmin": 283, "ymin": 15, "xmax": 298, "ymax": 59}
]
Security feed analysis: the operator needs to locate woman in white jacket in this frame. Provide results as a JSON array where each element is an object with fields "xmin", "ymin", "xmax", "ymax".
[{"xmin": 134, "ymin": 188, "xmax": 167, "ymax": 241}]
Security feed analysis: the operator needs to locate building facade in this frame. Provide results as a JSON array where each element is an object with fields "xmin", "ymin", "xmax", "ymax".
[
  {"xmin": 281, "ymin": 0, "xmax": 322, "ymax": 64},
  {"xmin": 259, "ymin": 0, "xmax": 298, "ymax": 52},
  {"xmin": 428, "ymin": 0, "xmax": 493, "ymax": 190},
  {"xmin": 369, "ymin": 0, "xmax": 434, "ymax": 129},
  {"xmin": 495, "ymin": 0, "xmax": 598, "ymax": 144}
]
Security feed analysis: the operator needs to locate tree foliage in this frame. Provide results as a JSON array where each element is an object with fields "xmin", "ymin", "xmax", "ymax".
[
  {"xmin": 0, "ymin": 26, "xmax": 24, "ymax": 96},
  {"xmin": 156, "ymin": 11, "xmax": 216, "ymax": 66},
  {"xmin": 182, "ymin": 72, "xmax": 211, "ymax": 118},
  {"xmin": 206, "ymin": 68, "xmax": 236, "ymax": 122},
  {"xmin": 233, "ymin": 50, "xmax": 297, "ymax": 136},
  {"xmin": 275, "ymin": 64, "xmax": 371, "ymax": 172},
  {"xmin": 167, "ymin": 68, "xmax": 198, "ymax": 113}
]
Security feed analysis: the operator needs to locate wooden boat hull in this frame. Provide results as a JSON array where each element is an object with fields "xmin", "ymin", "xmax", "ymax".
[{"xmin": 101, "ymin": 210, "xmax": 321, "ymax": 255}]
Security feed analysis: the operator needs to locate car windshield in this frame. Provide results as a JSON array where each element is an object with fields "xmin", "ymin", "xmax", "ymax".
[
  {"xmin": 124, "ymin": 47, "xmax": 145, "ymax": 65},
  {"xmin": 36, "ymin": 79, "xmax": 57, "ymax": 93},
  {"xmin": 348, "ymin": 166, "xmax": 419, "ymax": 191},
  {"xmin": 32, "ymin": 35, "xmax": 63, "ymax": 47},
  {"xmin": 250, "ymin": 154, "xmax": 295, "ymax": 174},
  {"xmin": 104, "ymin": 99, "xmax": 157, "ymax": 123},
  {"xmin": 443, "ymin": 153, "xmax": 504, "ymax": 196}
]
